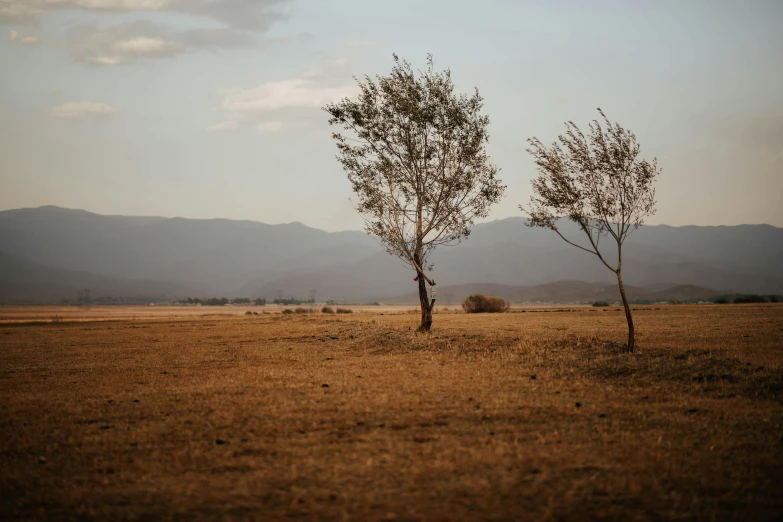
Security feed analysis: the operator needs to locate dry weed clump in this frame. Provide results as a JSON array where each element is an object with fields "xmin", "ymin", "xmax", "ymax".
[{"xmin": 461, "ymin": 294, "xmax": 510, "ymax": 313}]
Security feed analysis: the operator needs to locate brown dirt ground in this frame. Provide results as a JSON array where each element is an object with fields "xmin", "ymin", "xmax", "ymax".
[{"xmin": 1, "ymin": 304, "xmax": 782, "ymax": 521}]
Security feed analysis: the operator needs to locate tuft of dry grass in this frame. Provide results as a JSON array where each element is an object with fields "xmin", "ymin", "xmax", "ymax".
[{"xmin": 0, "ymin": 304, "xmax": 781, "ymax": 520}]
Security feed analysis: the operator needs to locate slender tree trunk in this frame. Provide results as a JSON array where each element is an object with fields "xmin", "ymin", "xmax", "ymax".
[
  {"xmin": 416, "ymin": 272, "xmax": 433, "ymax": 333},
  {"xmin": 413, "ymin": 251, "xmax": 434, "ymax": 332},
  {"xmin": 616, "ymin": 271, "xmax": 635, "ymax": 352}
]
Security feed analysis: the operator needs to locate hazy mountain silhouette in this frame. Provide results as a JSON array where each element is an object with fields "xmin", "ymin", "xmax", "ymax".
[
  {"xmin": 0, "ymin": 206, "xmax": 780, "ymax": 303},
  {"xmin": 0, "ymin": 250, "xmax": 191, "ymax": 304}
]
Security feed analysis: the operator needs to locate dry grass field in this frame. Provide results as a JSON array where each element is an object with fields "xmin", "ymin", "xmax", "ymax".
[{"xmin": 1, "ymin": 304, "xmax": 782, "ymax": 521}]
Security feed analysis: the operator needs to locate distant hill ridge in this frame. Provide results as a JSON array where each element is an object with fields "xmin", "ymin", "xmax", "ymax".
[{"xmin": 0, "ymin": 206, "xmax": 781, "ymax": 303}]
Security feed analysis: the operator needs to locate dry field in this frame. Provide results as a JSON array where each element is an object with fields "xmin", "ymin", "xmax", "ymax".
[{"xmin": 1, "ymin": 304, "xmax": 782, "ymax": 521}]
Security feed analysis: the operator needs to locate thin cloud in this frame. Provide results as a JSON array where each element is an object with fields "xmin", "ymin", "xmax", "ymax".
[
  {"xmin": 112, "ymin": 36, "xmax": 184, "ymax": 56},
  {"xmin": 257, "ymin": 121, "xmax": 283, "ymax": 133},
  {"xmin": 88, "ymin": 55, "xmax": 124, "ymax": 65},
  {"xmin": 8, "ymin": 29, "xmax": 39, "ymax": 44},
  {"xmin": 206, "ymin": 120, "xmax": 239, "ymax": 132},
  {"xmin": 45, "ymin": 17, "xmax": 292, "ymax": 66},
  {"xmin": 221, "ymin": 79, "xmax": 354, "ymax": 113},
  {"xmin": 348, "ymin": 40, "xmax": 378, "ymax": 47},
  {"xmin": 50, "ymin": 101, "xmax": 120, "ymax": 119},
  {"xmin": 64, "ymin": 21, "xmax": 188, "ymax": 65},
  {"xmin": 209, "ymin": 73, "xmax": 357, "ymax": 131}
]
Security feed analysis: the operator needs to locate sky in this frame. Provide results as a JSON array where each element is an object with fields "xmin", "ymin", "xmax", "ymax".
[{"xmin": 1, "ymin": 0, "xmax": 782, "ymax": 231}]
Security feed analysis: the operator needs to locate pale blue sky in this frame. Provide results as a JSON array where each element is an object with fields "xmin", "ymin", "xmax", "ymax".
[{"xmin": 2, "ymin": 0, "xmax": 781, "ymax": 230}]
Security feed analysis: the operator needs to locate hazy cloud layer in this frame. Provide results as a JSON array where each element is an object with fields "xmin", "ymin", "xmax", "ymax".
[
  {"xmin": 64, "ymin": 20, "xmax": 184, "ymax": 64},
  {"xmin": 0, "ymin": 1, "xmax": 42, "ymax": 25},
  {"xmin": 49, "ymin": 101, "xmax": 120, "ymax": 119},
  {"xmin": 3, "ymin": 0, "xmax": 293, "ymax": 65},
  {"xmin": 1, "ymin": 0, "xmax": 291, "ymax": 30},
  {"xmin": 58, "ymin": 16, "xmax": 293, "ymax": 65}
]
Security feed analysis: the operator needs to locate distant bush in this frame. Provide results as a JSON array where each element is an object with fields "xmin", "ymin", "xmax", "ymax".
[
  {"xmin": 592, "ymin": 301, "xmax": 609, "ymax": 307},
  {"xmin": 336, "ymin": 308, "xmax": 353, "ymax": 314},
  {"xmin": 245, "ymin": 311, "xmax": 253, "ymax": 315},
  {"xmin": 714, "ymin": 297, "xmax": 729, "ymax": 304},
  {"xmin": 254, "ymin": 298, "xmax": 266, "ymax": 306},
  {"xmin": 294, "ymin": 307, "xmax": 311, "ymax": 314},
  {"xmin": 282, "ymin": 309, "xmax": 293, "ymax": 314},
  {"xmin": 733, "ymin": 294, "xmax": 766, "ymax": 304},
  {"xmin": 321, "ymin": 306, "xmax": 335, "ymax": 314},
  {"xmin": 462, "ymin": 294, "xmax": 509, "ymax": 314},
  {"xmin": 770, "ymin": 295, "xmax": 781, "ymax": 303}
]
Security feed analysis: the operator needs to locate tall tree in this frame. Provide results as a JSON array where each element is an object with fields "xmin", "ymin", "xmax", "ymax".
[
  {"xmin": 325, "ymin": 54, "xmax": 505, "ymax": 332},
  {"xmin": 523, "ymin": 109, "xmax": 660, "ymax": 352}
]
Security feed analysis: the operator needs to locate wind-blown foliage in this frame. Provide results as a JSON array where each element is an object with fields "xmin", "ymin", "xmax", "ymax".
[
  {"xmin": 325, "ymin": 54, "xmax": 504, "ymax": 332},
  {"xmin": 523, "ymin": 109, "xmax": 661, "ymax": 352}
]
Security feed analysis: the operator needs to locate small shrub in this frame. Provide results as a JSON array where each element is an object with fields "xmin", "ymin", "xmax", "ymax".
[
  {"xmin": 294, "ymin": 307, "xmax": 310, "ymax": 314},
  {"xmin": 462, "ymin": 294, "xmax": 509, "ymax": 313},
  {"xmin": 592, "ymin": 301, "xmax": 609, "ymax": 307},
  {"xmin": 336, "ymin": 308, "xmax": 353, "ymax": 314},
  {"xmin": 321, "ymin": 306, "xmax": 335, "ymax": 314},
  {"xmin": 282, "ymin": 309, "xmax": 293, "ymax": 314},
  {"xmin": 245, "ymin": 311, "xmax": 253, "ymax": 316}
]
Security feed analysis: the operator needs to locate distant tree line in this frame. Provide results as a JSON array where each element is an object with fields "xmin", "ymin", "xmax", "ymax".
[
  {"xmin": 714, "ymin": 294, "xmax": 780, "ymax": 304},
  {"xmin": 179, "ymin": 297, "xmax": 266, "ymax": 306},
  {"xmin": 273, "ymin": 298, "xmax": 315, "ymax": 306}
]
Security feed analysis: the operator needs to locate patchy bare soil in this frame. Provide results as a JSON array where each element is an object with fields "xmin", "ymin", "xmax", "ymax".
[{"xmin": 1, "ymin": 304, "xmax": 782, "ymax": 521}]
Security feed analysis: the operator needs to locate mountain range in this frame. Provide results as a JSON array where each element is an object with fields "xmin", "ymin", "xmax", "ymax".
[{"xmin": 0, "ymin": 206, "xmax": 781, "ymax": 304}]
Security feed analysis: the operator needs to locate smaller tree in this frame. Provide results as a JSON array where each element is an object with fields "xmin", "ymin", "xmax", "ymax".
[{"xmin": 523, "ymin": 109, "xmax": 660, "ymax": 352}]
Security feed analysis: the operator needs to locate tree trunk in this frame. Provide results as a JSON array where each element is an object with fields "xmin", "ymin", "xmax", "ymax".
[
  {"xmin": 416, "ymin": 272, "xmax": 433, "ymax": 333},
  {"xmin": 616, "ymin": 271, "xmax": 635, "ymax": 353}
]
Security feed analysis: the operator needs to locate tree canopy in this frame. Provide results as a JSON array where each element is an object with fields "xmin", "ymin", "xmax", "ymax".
[{"xmin": 325, "ymin": 54, "xmax": 504, "ymax": 331}]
